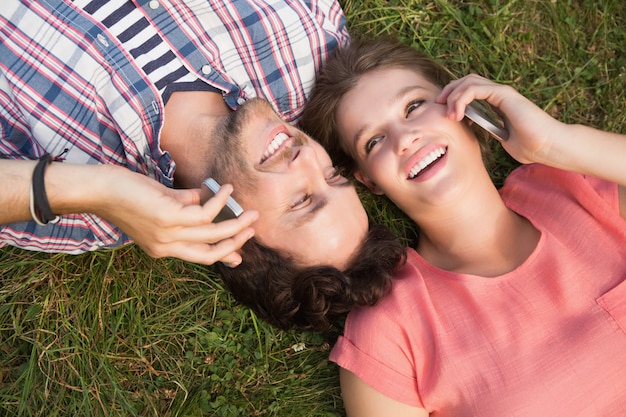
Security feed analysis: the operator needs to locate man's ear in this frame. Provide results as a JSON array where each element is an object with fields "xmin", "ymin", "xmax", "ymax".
[{"xmin": 354, "ymin": 170, "xmax": 384, "ymax": 195}]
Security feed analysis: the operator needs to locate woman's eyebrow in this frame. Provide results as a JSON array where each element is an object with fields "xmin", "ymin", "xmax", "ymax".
[
  {"xmin": 352, "ymin": 123, "xmax": 373, "ymax": 149},
  {"xmin": 350, "ymin": 85, "xmax": 430, "ymax": 148}
]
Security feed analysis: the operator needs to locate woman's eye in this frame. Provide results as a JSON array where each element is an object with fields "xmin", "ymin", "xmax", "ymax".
[
  {"xmin": 365, "ymin": 136, "xmax": 383, "ymax": 154},
  {"xmin": 406, "ymin": 99, "xmax": 425, "ymax": 116}
]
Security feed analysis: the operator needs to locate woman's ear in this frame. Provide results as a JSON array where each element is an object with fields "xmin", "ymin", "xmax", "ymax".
[{"xmin": 354, "ymin": 170, "xmax": 384, "ymax": 195}]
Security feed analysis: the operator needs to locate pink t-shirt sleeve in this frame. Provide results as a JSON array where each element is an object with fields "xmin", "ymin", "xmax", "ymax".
[
  {"xmin": 500, "ymin": 164, "xmax": 620, "ymax": 223},
  {"xmin": 330, "ymin": 265, "xmax": 426, "ymax": 407},
  {"xmin": 331, "ymin": 328, "xmax": 423, "ymax": 406}
]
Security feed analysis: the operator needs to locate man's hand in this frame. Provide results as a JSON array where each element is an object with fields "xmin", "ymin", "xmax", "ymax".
[
  {"xmin": 0, "ymin": 159, "xmax": 256, "ymax": 265},
  {"xmin": 92, "ymin": 166, "xmax": 258, "ymax": 266}
]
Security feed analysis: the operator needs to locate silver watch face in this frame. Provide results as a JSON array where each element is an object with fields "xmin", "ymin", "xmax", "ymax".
[{"xmin": 465, "ymin": 101, "xmax": 509, "ymax": 141}]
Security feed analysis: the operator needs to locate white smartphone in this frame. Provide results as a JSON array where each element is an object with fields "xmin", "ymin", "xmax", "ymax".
[
  {"xmin": 200, "ymin": 178, "xmax": 244, "ymax": 222},
  {"xmin": 464, "ymin": 100, "xmax": 509, "ymax": 141}
]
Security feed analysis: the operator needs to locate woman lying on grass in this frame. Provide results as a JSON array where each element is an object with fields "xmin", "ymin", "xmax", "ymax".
[{"xmin": 300, "ymin": 37, "xmax": 626, "ymax": 417}]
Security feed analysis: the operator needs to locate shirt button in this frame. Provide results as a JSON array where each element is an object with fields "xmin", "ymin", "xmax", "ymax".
[
  {"xmin": 237, "ymin": 97, "xmax": 246, "ymax": 105},
  {"xmin": 149, "ymin": 0, "xmax": 159, "ymax": 9},
  {"xmin": 201, "ymin": 65, "xmax": 212, "ymax": 75},
  {"xmin": 96, "ymin": 33, "xmax": 109, "ymax": 47}
]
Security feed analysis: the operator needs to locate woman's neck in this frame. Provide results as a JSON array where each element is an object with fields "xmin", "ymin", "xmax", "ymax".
[{"xmin": 414, "ymin": 184, "xmax": 540, "ymax": 277}]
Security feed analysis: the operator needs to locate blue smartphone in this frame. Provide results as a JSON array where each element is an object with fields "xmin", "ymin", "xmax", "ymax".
[
  {"xmin": 464, "ymin": 100, "xmax": 509, "ymax": 141},
  {"xmin": 200, "ymin": 178, "xmax": 244, "ymax": 222}
]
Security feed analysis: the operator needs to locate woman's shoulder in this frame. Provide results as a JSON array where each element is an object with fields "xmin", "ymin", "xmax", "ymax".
[
  {"xmin": 501, "ymin": 163, "xmax": 619, "ymax": 214},
  {"xmin": 343, "ymin": 249, "xmax": 430, "ymax": 335},
  {"xmin": 504, "ymin": 163, "xmax": 612, "ymax": 193}
]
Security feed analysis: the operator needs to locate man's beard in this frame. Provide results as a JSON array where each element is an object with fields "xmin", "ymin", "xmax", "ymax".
[
  {"xmin": 203, "ymin": 98, "xmax": 308, "ymax": 198},
  {"xmin": 204, "ymin": 101, "xmax": 257, "ymax": 197}
]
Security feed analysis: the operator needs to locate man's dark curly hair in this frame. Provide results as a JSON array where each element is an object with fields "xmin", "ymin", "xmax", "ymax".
[{"xmin": 215, "ymin": 224, "xmax": 406, "ymax": 332}]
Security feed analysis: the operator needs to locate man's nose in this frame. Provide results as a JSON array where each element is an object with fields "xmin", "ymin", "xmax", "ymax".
[
  {"xmin": 290, "ymin": 145, "xmax": 319, "ymax": 168},
  {"xmin": 289, "ymin": 145, "xmax": 326, "ymax": 182}
]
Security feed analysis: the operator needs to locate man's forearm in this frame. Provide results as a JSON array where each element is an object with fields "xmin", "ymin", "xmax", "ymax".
[
  {"xmin": 0, "ymin": 159, "xmax": 116, "ymax": 225},
  {"xmin": 0, "ymin": 159, "xmax": 39, "ymax": 224}
]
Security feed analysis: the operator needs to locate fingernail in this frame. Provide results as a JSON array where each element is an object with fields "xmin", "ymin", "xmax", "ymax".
[{"xmin": 221, "ymin": 260, "xmax": 241, "ymax": 268}]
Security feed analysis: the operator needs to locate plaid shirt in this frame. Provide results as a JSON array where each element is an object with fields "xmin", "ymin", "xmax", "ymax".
[{"xmin": 0, "ymin": 0, "xmax": 349, "ymax": 253}]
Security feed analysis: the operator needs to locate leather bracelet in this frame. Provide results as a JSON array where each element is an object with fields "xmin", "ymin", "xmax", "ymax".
[{"xmin": 30, "ymin": 154, "xmax": 60, "ymax": 226}]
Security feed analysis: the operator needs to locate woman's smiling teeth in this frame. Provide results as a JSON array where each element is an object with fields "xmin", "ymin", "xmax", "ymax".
[
  {"xmin": 408, "ymin": 147, "xmax": 447, "ymax": 179},
  {"xmin": 262, "ymin": 132, "xmax": 289, "ymax": 163}
]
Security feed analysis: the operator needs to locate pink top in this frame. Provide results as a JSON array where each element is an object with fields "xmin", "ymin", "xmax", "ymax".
[{"xmin": 331, "ymin": 164, "xmax": 626, "ymax": 416}]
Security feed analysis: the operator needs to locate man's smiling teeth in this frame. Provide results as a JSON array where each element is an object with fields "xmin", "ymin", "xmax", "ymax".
[
  {"xmin": 408, "ymin": 147, "xmax": 447, "ymax": 179},
  {"xmin": 262, "ymin": 132, "xmax": 289, "ymax": 162}
]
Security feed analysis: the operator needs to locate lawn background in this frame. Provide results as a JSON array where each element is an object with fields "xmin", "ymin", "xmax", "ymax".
[{"xmin": 2, "ymin": 1, "xmax": 625, "ymax": 416}]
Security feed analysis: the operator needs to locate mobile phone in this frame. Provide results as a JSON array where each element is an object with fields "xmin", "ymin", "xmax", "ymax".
[
  {"xmin": 464, "ymin": 100, "xmax": 509, "ymax": 141},
  {"xmin": 200, "ymin": 178, "xmax": 244, "ymax": 222}
]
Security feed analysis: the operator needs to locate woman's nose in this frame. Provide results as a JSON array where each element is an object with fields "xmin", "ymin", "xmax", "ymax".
[{"xmin": 392, "ymin": 125, "xmax": 421, "ymax": 155}]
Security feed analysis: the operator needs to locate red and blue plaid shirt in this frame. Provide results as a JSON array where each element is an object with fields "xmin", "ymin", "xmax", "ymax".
[{"xmin": 0, "ymin": 0, "xmax": 349, "ymax": 253}]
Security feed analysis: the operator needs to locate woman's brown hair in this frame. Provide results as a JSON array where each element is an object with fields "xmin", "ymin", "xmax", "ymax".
[{"xmin": 300, "ymin": 36, "xmax": 490, "ymax": 174}]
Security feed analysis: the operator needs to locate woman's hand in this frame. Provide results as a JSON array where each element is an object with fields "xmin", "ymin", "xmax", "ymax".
[
  {"xmin": 436, "ymin": 74, "xmax": 566, "ymax": 165},
  {"xmin": 437, "ymin": 74, "xmax": 626, "ymax": 216},
  {"xmin": 437, "ymin": 74, "xmax": 626, "ymax": 189}
]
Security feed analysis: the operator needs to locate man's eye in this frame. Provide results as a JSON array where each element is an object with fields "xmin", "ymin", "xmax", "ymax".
[
  {"xmin": 406, "ymin": 99, "xmax": 425, "ymax": 116},
  {"xmin": 326, "ymin": 167, "xmax": 345, "ymax": 184},
  {"xmin": 291, "ymin": 194, "xmax": 312, "ymax": 210},
  {"xmin": 365, "ymin": 136, "xmax": 383, "ymax": 154}
]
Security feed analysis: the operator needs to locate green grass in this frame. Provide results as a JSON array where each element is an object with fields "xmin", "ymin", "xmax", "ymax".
[
  {"xmin": 2, "ymin": 1, "xmax": 626, "ymax": 415},
  {"xmin": 1, "ymin": 248, "xmax": 341, "ymax": 416}
]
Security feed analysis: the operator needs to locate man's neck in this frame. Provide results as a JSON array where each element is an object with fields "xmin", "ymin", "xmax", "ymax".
[{"xmin": 160, "ymin": 91, "xmax": 231, "ymax": 188}]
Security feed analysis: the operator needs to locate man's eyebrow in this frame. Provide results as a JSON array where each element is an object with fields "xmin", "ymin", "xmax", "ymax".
[
  {"xmin": 292, "ymin": 198, "xmax": 328, "ymax": 229},
  {"xmin": 291, "ymin": 181, "xmax": 351, "ymax": 228}
]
